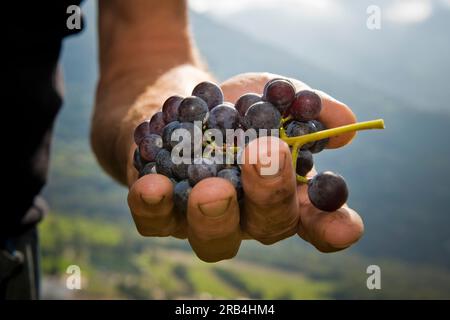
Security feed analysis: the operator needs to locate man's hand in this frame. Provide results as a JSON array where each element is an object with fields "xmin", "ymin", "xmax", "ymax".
[
  {"xmin": 127, "ymin": 72, "xmax": 364, "ymax": 262},
  {"xmin": 91, "ymin": 1, "xmax": 363, "ymax": 263}
]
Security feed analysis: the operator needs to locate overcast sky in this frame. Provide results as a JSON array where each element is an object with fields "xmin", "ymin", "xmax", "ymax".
[{"xmin": 189, "ymin": 0, "xmax": 450, "ymax": 24}]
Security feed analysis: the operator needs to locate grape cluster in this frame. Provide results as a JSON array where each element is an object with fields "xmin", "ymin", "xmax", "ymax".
[{"xmin": 133, "ymin": 79, "xmax": 350, "ymax": 214}]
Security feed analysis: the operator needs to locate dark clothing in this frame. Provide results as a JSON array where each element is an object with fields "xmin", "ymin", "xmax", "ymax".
[
  {"xmin": 2, "ymin": 1, "xmax": 83, "ymax": 299},
  {"xmin": 0, "ymin": 227, "xmax": 39, "ymax": 300},
  {"xmin": 3, "ymin": 1, "xmax": 83, "ymax": 240}
]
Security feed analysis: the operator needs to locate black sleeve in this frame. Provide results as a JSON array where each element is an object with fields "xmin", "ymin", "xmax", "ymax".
[{"xmin": 2, "ymin": 1, "xmax": 83, "ymax": 239}]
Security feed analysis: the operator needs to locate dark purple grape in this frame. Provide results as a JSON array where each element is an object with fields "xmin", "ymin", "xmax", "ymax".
[
  {"xmin": 288, "ymin": 90, "xmax": 322, "ymax": 121},
  {"xmin": 235, "ymin": 93, "xmax": 262, "ymax": 116},
  {"xmin": 169, "ymin": 178, "xmax": 177, "ymax": 186},
  {"xmin": 172, "ymin": 162, "xmax": 189, "ymax": 180},
  {"xmin": 263, "ymin": 79, "xmax": 295, "ymax": 114},
  {"xmin": 214, "ymin": 161, "xmax": 227, "ymax": 173},
  {"xmin": 139, "ymin": 134, "xmax": 163, "ymax": 162},
  {"xmin": 133, "ymin": 120, "xmax": 150, "ymax": 145},
  {"xmin": 180, "ymin": 122, "xmax": 202, "ymax": 150},
  {"xmin": 171, "ymin": 122, "xmax": 203, "ymax": 155},
  {"xmin": 173, "ymin": 180, "xmax": 192, "ymax": 215},
  {"xmin": 148, "ymin": 112, "xmax": 166, "ymax": 135},
  {"xmin": 285, "ymin": 120, "xmax": 317, "ymax": 149},
  {"xmin": 275, "ymin": 103, "xmax": 291, "ymax": 115},
  {"xmin": 139, "ymin": 162, "xmax": 156, "ymax": 178},
  {"xmin": 162, "ymin": 121, "xmax": 181, "ymax": 150},
  {"xmin": 192, "ymin": 81, "xmax": 224, "ymax": 110},
  {"xmin": 133, "ymin": 148, "xmax": 145, "ymax": 171},
  {"xmin": 244, "ymin": 101, "xmax": 281, "ymax": 132},
  {"xmin": 218, "ymin": 167, "xmax": 243, "ymax": 200},
  {"xmin": 296, "ymin": 150, "xmax": 313, "ymax": 176},
  {"xmin": 311, "ymin": 119, "xmax": 326, "ymax": 130},
  {"xmin": 155, "ymin": 149, "xmax": 174, "ymax": 177},
  {"xmin": 187, "ymin": 159, "xmax": 217, "ymax": 186},
  {"xmin": 162, "ymin": 95, "xmax": 183, "ymax": 123},
  {"xmin": 207, "ymin": 104, "xmax": 240, "ymax": 137},
  {"xmin": 178, "ymin": 96, "xmax": 209, "ymax": 123},
  {"xmin": 309, "ymin": 120, "xmax": 329, "ymax": 154},
  {"xmin": 265, "ymin": 77, "xmax": 294, "ymax": 87},
  {"xmin": 307, "ymin": 171, "xmax": 348, "ymax": 212}
]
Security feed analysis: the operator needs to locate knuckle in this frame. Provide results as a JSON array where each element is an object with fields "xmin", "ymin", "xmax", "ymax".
[{"xmin": 135, "ymin": 222, "xmax": 172, "ymax": 237}]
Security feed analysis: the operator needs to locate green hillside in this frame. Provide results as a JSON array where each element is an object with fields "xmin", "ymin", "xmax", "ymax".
[{"xmin": 40, "ymin": 213, "xmax": 450, "ymax": 299}]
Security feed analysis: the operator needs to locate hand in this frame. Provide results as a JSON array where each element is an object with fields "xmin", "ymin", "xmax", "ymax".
[{"xmin": 127, "ymin": 72, "xmax": 364, "ymax": 262}]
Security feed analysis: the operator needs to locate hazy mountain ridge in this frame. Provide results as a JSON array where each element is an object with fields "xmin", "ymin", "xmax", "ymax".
[{"xmin": 214, "ymin": 1, "xmax": 450, "ymax": 114}]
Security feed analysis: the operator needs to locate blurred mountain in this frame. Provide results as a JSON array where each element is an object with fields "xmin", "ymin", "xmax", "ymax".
[
  {"xmin": 207, "ymin": 0, "xmax": 450, "ymax": 114},
  {"xmin": 44, "ymin": 2, "xmax": 450, "ymax": 290}
]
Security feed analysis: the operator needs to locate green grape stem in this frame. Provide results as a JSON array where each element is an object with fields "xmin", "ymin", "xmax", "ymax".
[{"xmin": 281, "ymin": 119, "xmax": 385, "ymax": 183}]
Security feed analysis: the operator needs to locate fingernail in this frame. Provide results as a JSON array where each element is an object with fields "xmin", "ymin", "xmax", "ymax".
[
  {"xmin": 255, "ymin": 151, "xmax": 286, "ymax": 179},
  {"xmin": 198, "ymin": 198, "xmax": 231, "ymax": 217},
  {"xmin": 140, "ymin": 194, "xmax": 164, "ymax": 205}
]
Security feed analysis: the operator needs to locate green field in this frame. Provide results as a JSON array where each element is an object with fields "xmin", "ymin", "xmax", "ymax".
[{"xmin": 39, "ymin": 213, "xmax": 450, "ymax": 299}]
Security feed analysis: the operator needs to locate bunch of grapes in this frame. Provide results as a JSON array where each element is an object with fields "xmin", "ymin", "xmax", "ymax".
[{"xmin": 133, "ymin": 79, "xmax": 384, "ymax": 215}]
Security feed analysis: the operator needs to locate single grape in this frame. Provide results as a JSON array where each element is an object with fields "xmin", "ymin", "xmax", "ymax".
[
  {"xmin": 155, "ymin": 149, "xmax": 175, "ymax": 177},
  {"xmin": 296, "ymin": 150, "xmax": 314, "ymax": 176},
  {"xmin": 181, "ymin": 122, "xmax": 203, "ymax": 151},
  {"xmin": 309, "ymin": 120, "xmax": 329, "ymax": 153},
  {"xmin": 173, "ymin": 180, "xmax": 192, "ymax": 215},
  {"xmin": 235, "ymin": 93, "xmax": 262, "ymax": 117},
  {"xmin": 206, "ymin": 104, "xmax": 240, "ymax": 137},
  {"xmin": 311, "ymin": 119, "xmax": 326, "ymax": 130},
  {"xmin": 187, "ymin": 159, "xmax": 218, "ymax": 186},
  {"xmin": 264, "ymin": 77, "xmax": 294, "ymax": 87},
  {"xmin": 133, "ymin": 120, "xmax": 150, "ymax": 145},
  {"xmin": 139, "ymin": 162, "xmax": 156, "ymax": 178},
  {"xmin": 244, "ymin": 101, "xmax": 281, "ymax": 132},
  {"xmin": 149, "ymin": 111, "xmax": 166, "ymax": 135},
  {"xmin": 288, "ymin": 90, "xmax": 322, "ymax": 121},
  {"xmin": 139, "ymin": 134, "xmax": 163, "ymax": 162},
  {"xmin": 172, "ymin": 162, "xmax": 189, "ymax": 180},
  {"xmin": 285, "ymin": 120, "xmax": 317, "ymax": 149},
  {"xmin": 133, "ymin": 148, "xmax": 145, "ymax": 171},
  {"xmin": 171, "ymin": 122, "xmax": 203, "ymax": 155},
  {"xmin": 169, "ymin": 178, "xmax": 177, "ymax": 186},
  {"xmin": 217, "ymin": 167, "xmax": 243, "ymax": 200},
  {"xmin": 214, "ymin": 161, "xmax": 227, "ymax": 173},
  {"xmin": 263, "ymin": 79, "xmax": 295, "ymax": 114},
  {"xmin": 307, "ymin": 171, "xmax": 348, "ymax": 212},
  {"xmin": 162, "ymin": 121, "xmax": 181, "ymax": 150},
  {"xmin": 162, "ymin": 95, "xmax": 183, "ymax": 123},
  {"xmin": 192, "ymin": 81, "xmax": 224, "ymax": 110},
  {"xmin": 178, "ymin": 96, "xmax": 209, "ymax": 123}
]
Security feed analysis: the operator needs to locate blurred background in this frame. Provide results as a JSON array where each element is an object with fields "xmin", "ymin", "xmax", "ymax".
[{"xmin": 40, "ymin": 0, "xmax": 450, "ymax": 299}]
